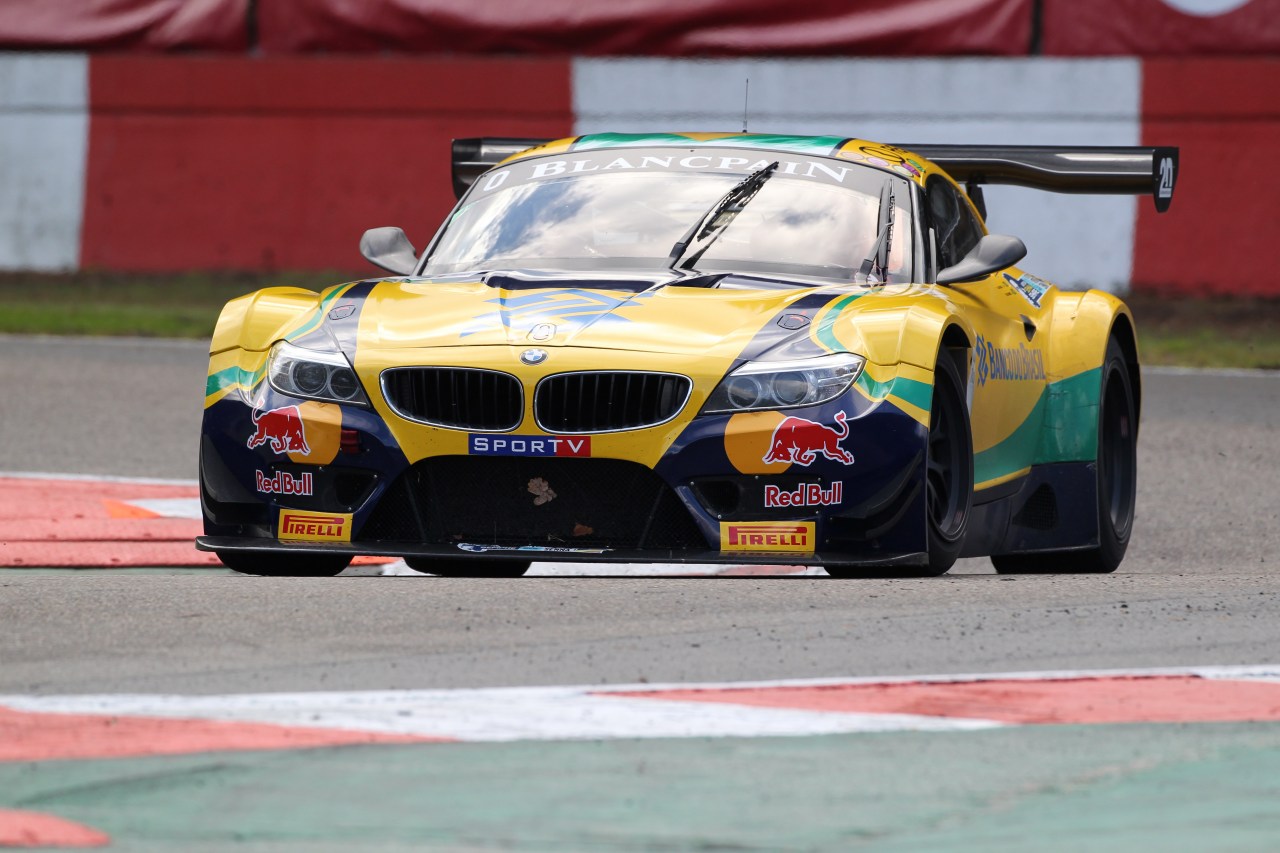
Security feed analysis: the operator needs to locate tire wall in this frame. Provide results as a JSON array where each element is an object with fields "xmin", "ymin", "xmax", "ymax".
[{"xmin": 0, "ymin": 52, "xmax": 1274, "ymax": 296}]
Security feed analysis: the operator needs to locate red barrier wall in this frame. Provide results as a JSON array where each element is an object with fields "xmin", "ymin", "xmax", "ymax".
[
  {"xmin": 1132, "ymin": 58, "xmax": 1280, "ymax": 295},
  {"xmin": 0, "ymin": 0, "xmax": 246, "ymax": 51},
  {"xmin": 80, "ymin": 56, "xmax": 573, "ymax": 272},
  {"xmin": 257, "ymin": 0, "xmax": 1031, "ymax": 56}
]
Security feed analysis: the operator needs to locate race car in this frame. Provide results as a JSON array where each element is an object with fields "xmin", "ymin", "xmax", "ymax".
[{"xmin": 196, "ymin": 132, "xmax": 1177, "ymax": 577}]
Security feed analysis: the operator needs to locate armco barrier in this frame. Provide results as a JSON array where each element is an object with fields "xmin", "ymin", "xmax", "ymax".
[{"xmin": 0, "ymin": 53, "xmax": 1275, "ymax": 295}]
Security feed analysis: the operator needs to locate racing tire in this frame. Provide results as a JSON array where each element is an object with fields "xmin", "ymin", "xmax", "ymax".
[
  {"xmin": 921, "ymin": 350, "xmax": 974, "ymax": 575},
  {"xmin": 826, "ymin": 350, "xmax": 972, "ymax": 578},
  {"xmin": 992, "ymin": 336, "xmax": 1136, "ymax": 574},
  {"xmin": 217, "ymin": 551, "xmax": 351, "ymax": 577},
  {"xmin": 405, "ymin": 557, "xmax": 532, "ymax": 577}
]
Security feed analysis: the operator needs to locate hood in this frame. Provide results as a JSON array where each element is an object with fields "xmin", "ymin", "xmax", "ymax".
[{"xmin": 354, "ymin": 269, "xmax": 860, "ymax": 359}]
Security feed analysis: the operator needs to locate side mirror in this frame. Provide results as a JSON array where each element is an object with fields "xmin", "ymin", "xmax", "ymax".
[
  {"xmin": 360, "ymin": 227, "xmax": 418, "ymax": 275},
  {"xmin": 936, "ymin": 234, "xmax": 1027, "ymax": 285}
]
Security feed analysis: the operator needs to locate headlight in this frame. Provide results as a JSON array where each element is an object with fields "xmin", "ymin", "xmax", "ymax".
[
  {"xmin": 267, "ymin": 341, "xmax": 369, "ymax": 406},
  {"xmin": 703, "ymin": 353, "xmax": 865, "ymax": 413}
]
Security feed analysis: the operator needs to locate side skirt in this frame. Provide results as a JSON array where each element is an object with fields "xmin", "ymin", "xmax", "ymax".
[{"xmin": 961, "ymin": 461, "xmax": 1099, "ymax": 558}]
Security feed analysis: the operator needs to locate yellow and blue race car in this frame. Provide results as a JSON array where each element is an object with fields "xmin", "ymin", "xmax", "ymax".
[{"xmin": 196, "ymin": 133, "xmax": 1177, "ymax": 577}]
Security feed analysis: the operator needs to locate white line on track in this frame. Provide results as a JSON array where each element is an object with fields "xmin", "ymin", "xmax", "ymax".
[
  {"xmin": 5, "ymin": 665, "xmax": 1277, "ymax": 744},
  {"xmin": 0, "ymin": 471, "xmax": 198, "ymax": 487}
]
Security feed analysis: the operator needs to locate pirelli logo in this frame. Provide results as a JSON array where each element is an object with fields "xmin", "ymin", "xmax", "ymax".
[
  {"xmin": 278, "ymin": 510, "xmax": 353, "ymax": 542},
  {"xmin": 720, "ymin": 521, "xmax": 815, "ymax": 555}
]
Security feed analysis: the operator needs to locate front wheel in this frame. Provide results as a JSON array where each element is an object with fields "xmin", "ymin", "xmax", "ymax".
[
  {"xmin": 992, "ymin": 336, "xmax": 1136, "ymax": 574},
  {"xmin": 922, "ymin": 350, "xmax": 974, "ymax": 575},
  {"xmin": 405, "ymin": 557, "xmax": 532, "ymax": 577},
  {"xmin": 217, "ymin": 551, "xmax": 351, "ymax": 577},
  {"xmin": 826, "ymin": 349, "xmax": 972, "ymax": 578}
]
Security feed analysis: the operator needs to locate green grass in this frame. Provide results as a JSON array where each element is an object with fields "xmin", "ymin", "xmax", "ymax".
[
  {"xmin": 1126, "ymin": 293, "xmax": 1280, "ymax": 370},
  {"xmin": 1, "ymin": 273, "xmax": 1276, "ymax": 370},
  {"xmin": 0, "ymin": 271, "xmax": 356, "ymax": 339}
]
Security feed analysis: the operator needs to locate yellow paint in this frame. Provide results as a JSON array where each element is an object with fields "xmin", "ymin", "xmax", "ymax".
[
  {"xmin": 975, "ymin": 467, "xmax": 1031, "ymax": 492},
  {"xmin": 724, "ymin": 411, "xmax": 790, "ymax": 474},
  {"xmin": 288, "ymin": 401, "xmax": 342, "ymax": 465}
]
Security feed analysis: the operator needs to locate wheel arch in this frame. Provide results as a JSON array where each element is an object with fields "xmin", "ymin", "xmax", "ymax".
[
  {"xmin": 209, "ymin": 286, "xmax": 332, "ymax": 355},
  {"xmin": 939, "ymin": 321, "xmax": 973, "ymax": 386},
  {"xmin": 1107, "ymin": 310, "xmax": 1142, "ymax": 428}
]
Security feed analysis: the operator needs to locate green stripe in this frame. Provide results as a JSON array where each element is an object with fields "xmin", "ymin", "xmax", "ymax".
[
  {"xmin": 205, "ymin": 363, "xmax": 267, "ymax": 399},
  {"xmin": 1037, "ymin": 367, "xmax": 1102, "ymax": 464},
  {"xmin": 285, "ymin": 283, "xmax": 355, "ymax": 343},
  {"xmin": 974, "ymin": 391, "xmax": 1047, "ymax": 486},
  {"xmin": 573, "ymin": 133, "xmax": 851, "ymax": 155},
  {"xmin": 889, "ymin": 376, "xmax": 933, "ymax": 412},
  {"xmin": 814, "ymin": 293, "xmax": 863, "ymax": 353},
  {"xmin": 972, "ymin": 368, "xmax": 1102, "ymax": 486}
]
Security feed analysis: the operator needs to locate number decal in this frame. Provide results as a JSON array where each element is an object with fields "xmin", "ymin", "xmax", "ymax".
[{"xmin": 1158, "ymin": 157, "xmax": 1175, "ymax": 199}]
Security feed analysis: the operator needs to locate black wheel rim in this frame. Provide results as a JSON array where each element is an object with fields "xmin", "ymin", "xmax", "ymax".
[
  {"xmin": 1099, "ymin": 364, "xmax": 1136, "ymax": 537},
  {"xmin": 926, "ymin": 376, "xmax": 968, "ymax": 541}
]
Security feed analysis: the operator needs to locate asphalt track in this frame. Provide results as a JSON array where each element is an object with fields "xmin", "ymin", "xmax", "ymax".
[{"xmin": 2, "ymin": 334, "xmax": 1280, "ymax": 850}]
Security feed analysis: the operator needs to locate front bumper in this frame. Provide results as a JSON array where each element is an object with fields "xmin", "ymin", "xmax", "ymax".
[{"xmin": 200, "ymin": 382, "xmax": 930, "ymax": 566}]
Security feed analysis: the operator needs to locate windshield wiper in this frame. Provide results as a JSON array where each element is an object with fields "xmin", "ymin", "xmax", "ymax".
[
  {"xmin": 667, "ymin": 161, "xmax": 780, "ymax": 271},
  {"xmin": 857, "ymin": 180, "xmax": 896, "ymax": 283}
]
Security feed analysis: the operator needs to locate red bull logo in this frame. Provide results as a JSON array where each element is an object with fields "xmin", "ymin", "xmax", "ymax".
[
  {"xmin": 255, "ymin": 470, "xmax": 314, "ymax": 496},
  {"xmin": 720, "ymin": 521, "xmax": 815, "ymax": 554},
  {"xmin": 764, "ymin": 481, "xmax": 843, "ymax": 509},
  {"xmin": 248, "ymin": 406, "xmax": 310, "ymax": 456},
  {"xmin": 762, "ymin": 411, "xmax": 854, "ymax": 467}
]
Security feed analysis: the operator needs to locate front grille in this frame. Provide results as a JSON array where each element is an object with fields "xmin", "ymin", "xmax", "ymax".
[
  {"xmin": 360, "ymin": 457, "xmax": 707, "ymax": 551},
  {"xmin": 535, "ymin": 372, "xmax": 691, "ymax": 433},
  {"xmin": 381, "ymin": 367, "xmax": 522, "ymax": 431}
]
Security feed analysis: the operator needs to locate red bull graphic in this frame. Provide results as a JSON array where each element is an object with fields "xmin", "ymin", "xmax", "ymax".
[
  {"xmin": 248, "ymin": 406, "xmax": 310, "ymax": 456},
  {"xmin": 764, "ymin": 481, "xmax": 843, "ymax": 509},
  {"xmin": 762, "ymin": 411, "xmax": 854, "ymax": 467},
  {"xmin": 720, "ymin": 521, "xmax": 815, "ymax": 554}
]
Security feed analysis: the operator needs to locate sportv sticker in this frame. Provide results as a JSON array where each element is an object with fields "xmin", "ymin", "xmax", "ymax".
[
  {"xmin": 720, "ymin": 521, "xmax": 816, "ymax": 555},
  {"xmin": 469, "ymin": 435, "xmax": 592, "ymax": 457},
  {"xmin": 278, "ymin": 510, "xmax": 352, "ymax": 542}
]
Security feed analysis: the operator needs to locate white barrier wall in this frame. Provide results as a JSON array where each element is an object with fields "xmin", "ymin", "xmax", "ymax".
[
  {"xmin": 574, "ymin": 58, "xmax": 1143, "ymax": 292},
  {"xmin": 0, "ymin": 54, "xmax": 88, "ymax": 271}
]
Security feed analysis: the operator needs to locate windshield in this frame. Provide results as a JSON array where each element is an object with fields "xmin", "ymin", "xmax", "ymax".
[{"xmin": 422, "ymin": 148, "xmax": 914, "ymax": 283}]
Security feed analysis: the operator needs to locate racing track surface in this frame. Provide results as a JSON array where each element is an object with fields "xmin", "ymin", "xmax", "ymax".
[
  {"xmin": 1, "ymin": 333, "xmax": 1278, "ymax": 688},
  {"xmin": 2, "ymin": 334, "xmax": 1279, "ymax": 850}
]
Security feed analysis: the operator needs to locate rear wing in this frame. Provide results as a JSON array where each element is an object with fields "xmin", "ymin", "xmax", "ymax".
[
  {"xmin": 451, "ymin": 138, "xmax": 552, "ymax": 199},
  {"xmin": 451, "ymin": 138, "xmax": 1178, "ymax": 212},
  {"xmin": 905, "ymin": 145, "xmax": 1178, "ymax": 212}
]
